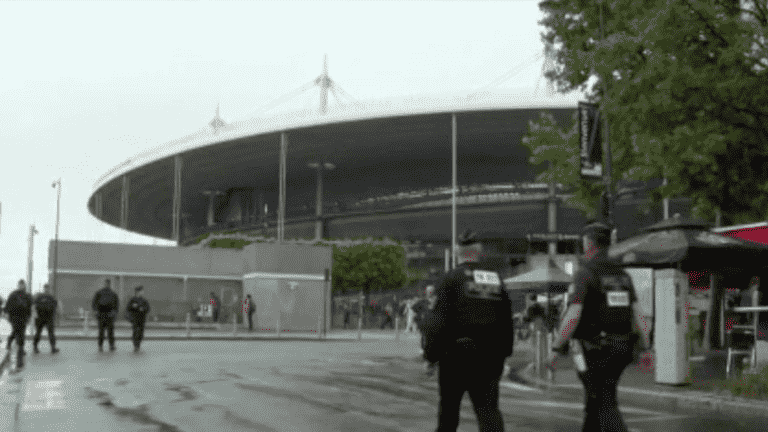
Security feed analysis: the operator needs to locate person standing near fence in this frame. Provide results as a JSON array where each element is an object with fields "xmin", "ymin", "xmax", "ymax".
[
  {"xmin": 126, "ymin": 285, "xmax": 150, "ymax": 352},
  {"xmin": 33, "ymin": 283, "xmax": 59, "ymax": 354},
  {"xmin": 92, "ymin": 279, "xmax": 119, "ymax": 352},
  {"xmin": 209, "ymin": 292, "xmax": 220, "ymax": 323},
  {"xmin": 243, "ymin": 294, "xmax": 255, "ymax": 331}
]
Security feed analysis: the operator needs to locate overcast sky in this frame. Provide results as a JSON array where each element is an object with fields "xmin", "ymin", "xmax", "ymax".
[{"xmin": 0, "ymin": 0, "xmax": 585, "ymax": 299}]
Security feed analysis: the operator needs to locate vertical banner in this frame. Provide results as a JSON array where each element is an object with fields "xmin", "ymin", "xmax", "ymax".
[{"xmin": 578, "ymin": 102, "xmax": 603, "ymax": 179}]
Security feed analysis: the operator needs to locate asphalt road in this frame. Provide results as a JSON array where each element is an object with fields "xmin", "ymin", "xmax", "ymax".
[{"xmin": 5, "ymin": 333, "xmax": 767, "ymax": 431}]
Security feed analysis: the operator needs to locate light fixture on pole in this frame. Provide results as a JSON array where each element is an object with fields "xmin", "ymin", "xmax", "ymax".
[{"xmin": 52, "ymin": 178, "xmax": 61, "ymax": 300}]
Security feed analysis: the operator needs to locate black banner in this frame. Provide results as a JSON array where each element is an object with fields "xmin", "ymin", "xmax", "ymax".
[{"xmin": 578, "ymin": 102, "xmax": 603, "ymax": 179}]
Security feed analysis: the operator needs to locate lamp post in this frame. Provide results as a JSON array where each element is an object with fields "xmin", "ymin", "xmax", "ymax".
[
  {"xmin": 52, "ymin": 178, "xmax": 61, "ymax": 300},
  {"xmin": 27, "ymin": 224, "xmax": 38, "ymax": 294},
  {"xmin": 308, "ymin": 161, "xmax": 335, "ymax": 240}
]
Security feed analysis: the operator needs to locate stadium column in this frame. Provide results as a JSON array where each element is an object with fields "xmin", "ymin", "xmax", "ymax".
[
  {"xmin": 95, "ymin": 191, "xmax": 103, "ymax": 219},
  {"xmin": 451, "ymin": 113, "xmax": 457, "ymax": 270},
  {"xmin": 309, "ymin": 162, "xmax": 335, "ymax": 241},
  {"xmin": 278, "ymin": 132, "xmax": 288, "ymax": 242},
  {"xmin": 121, "ymin": 175, "xmax": 130, "ymax": 229},
  {"xmin": 172, "ymin": 155, "xmax": 183, "ymax": 243}
]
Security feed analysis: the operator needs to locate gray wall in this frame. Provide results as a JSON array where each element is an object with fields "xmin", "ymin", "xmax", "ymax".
[{"xmin": 48, "ymin": 240, "xmax": 332, "ymax": 328}]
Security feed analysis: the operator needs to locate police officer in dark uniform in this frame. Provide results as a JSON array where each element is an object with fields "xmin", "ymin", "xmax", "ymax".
[
  {"xmin": 126, "ymin": 285, "xmax": 150, "ymax": 352},
  {"xmin": 5, "ymin": 280, "xmax": 34, "ymax": 368},
  {"xmin": 92, "ymin": 279, "xmax": 119, "ymax": 352},
  {"xmin": 423, "ymin": 229, "xmax": 515, "ymax": 432},
  {"xmin": 33, "ymin": 283, "xmax": 60, "ymax": 354},
  {"xmin": 549, "ymin": 221, "xmax": 651, "ymax": 432}
]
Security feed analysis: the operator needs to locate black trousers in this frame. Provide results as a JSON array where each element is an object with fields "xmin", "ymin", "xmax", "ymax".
[
  {"xmin": 436, "ymin": 348, "xmax": 505, "ymax": 432},
  {"xmin": 33, "ymin": 314, "xmax": 56, "ymax": 348},
  {"xmin": 247, "ymin": 313, "xmax": 254, "ymax": 331},
  {"xmin": 97, "ymin": 314, "xmax": 116, "ymax": 348},
  {"xmin": 212, "ymin": 308, "xmax": 220, "ymax": 323},
  {"xmin": 7, "ymin": 317, "xmax": 30, "ymax": 350},
  {"xmin": 343, "ymin": 312, "xmax": 350, "ymax": 329},
  {"xmin": 577, "ymin": 338, "xmax": 633, "ymax": 432},
  {"xmin": 131, "ymin": 318, "xmax": 146, "ymax": 348}
]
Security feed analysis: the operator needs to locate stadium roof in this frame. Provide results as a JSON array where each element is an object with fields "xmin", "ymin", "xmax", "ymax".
[{"xmin": 89, "ymin": 89, "xmax": 586, "ymax": 240}]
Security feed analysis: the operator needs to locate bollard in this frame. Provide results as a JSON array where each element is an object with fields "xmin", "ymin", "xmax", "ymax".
[
  {"xmin": 534, "ymin": 329, "xmax": 541, "ymax": 380},
  {"xmin": 546, "ymin": 331, "xmax": 554, "ymax": 383},
  {"xmin": 83, "ymin": 313, "xmax": 89, "ymax": 336},
  {"xmin": 232, "ymin": 314, "xmax": 237, "ymax": 336},
  {"xmin": 185, "ymin": 313, "xmax": 191, "ymax": 339},
  {"xmin": 357, "ymin": 316, "xmax": 362, "ymax": 341},
  {"xmin": 395, "ymin": 316, "xmax": 400, "ymax": 341}
]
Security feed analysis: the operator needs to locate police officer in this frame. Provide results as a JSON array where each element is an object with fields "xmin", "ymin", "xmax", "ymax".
[
  {"xmin": 33, "ymin": 283, "xmax": 60, "ymax": 354},
  {"xmin": 5, "ymin": 280, "xmax": 33, "ymax": 368},
  {"xmin": 423, "ymin": 229, "xmax": 515, "ymax": 432},
  {"xmin": 126, "ymin": 285, "xmax": 150, "ymax": 352},
  {"xmin": 92, "ymin": 278, "xmax": 119, "ymax": 352},
  {"xmin": 549, "ymin": 221, "xmax": 651, "ymax": 432}
]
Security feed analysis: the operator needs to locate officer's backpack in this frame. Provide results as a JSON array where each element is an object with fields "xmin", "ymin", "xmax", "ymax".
[
  {"xmin": 97, "ymin": 290, "xmax": 118, "ymax": 312},
  {"xmin": 5, "ymin": 290, "xmax": 32, "ymax": 315},
  {"xmin": 35, "ymin": 295, "xmax": 57, "ymax": 314}
]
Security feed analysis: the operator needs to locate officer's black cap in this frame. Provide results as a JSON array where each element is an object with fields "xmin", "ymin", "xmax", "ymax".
[
  {"xmin": 581, "ymin": 220, "xmax": 612, "ymax": 238},
  {"xmin": 135, "ymin": 285, "xmax": 143, "ymax": 292},
  {"xmin": 458, "ymin": 229, "xmax": 480, "ymax": 246}
]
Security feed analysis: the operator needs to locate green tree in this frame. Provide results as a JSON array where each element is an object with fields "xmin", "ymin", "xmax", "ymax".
[
  {"xmin": 538, "ymin": 0, "xmax": 768, "ymax": 225},
  {"xmin": 520, "ymin": 110, "xmax": 605, "ymax": 219},
  {"xmin": 331, "ymin": 243, "xmax": 409, "ymax": 308}
]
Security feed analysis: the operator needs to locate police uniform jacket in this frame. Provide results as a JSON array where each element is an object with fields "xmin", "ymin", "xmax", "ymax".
[
  {"xmin": 568, "ymin": 250, "xmax": 638, "ymax": 342},
  {"xmin": 126, "ymin": 296, "xmax": 150, "ymax": 322},
  {"xmin": 33, "ymin": 293, "xmax": 58, "ymax": 317},
  {"xmin": 92, "ymin": 288, "xmax": 119, "ymax": 317},
  {"xmin": 423, "ymin": 262, "xmax": 514, "ymax": 363},
  {"xmin": 4, "ymin": 289, "xmax": 33, "ymax": 320}
]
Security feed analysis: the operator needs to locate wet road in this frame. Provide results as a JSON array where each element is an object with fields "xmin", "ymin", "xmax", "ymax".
[{"xmin": 7, "ymin": 334, "xmax": 767, "ymax": 431}]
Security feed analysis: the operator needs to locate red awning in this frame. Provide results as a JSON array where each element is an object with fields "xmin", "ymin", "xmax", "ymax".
[{"xmin": 712, "ymin": 222, "xmax": 768, "ymax": 245}]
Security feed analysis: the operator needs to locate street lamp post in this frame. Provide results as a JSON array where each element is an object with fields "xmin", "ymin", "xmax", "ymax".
[
  {"xmin": 27, "ymin": 224, "xmax": 38, "ymax": 294},
  {"xmin": 52, "ymin": 179, "xmax": 61, "ymax": 300}
]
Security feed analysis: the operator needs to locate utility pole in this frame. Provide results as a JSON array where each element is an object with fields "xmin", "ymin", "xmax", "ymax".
[
  {"xmin": 598, "ymin": 0, "xmax": 616, "ymax": 241},
  {"xmin": 27, "ymin": 224, "xmax": 38, "ymax": 294}
]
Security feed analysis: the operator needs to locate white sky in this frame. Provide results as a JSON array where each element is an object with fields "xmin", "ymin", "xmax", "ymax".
[{"xmin": 0, "ymin": 0, "xmax": 577, "ymax": 299}]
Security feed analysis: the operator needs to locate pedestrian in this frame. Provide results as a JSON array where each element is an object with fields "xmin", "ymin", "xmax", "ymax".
[
  {"xmin": 548, "ymin": 221, "xmax": 651, "ymax": 432},
  {"xmin": 404, "ymin": 297, "xmax": 418, "ymax": 333},
  {"xmin": 422, "ymin": 229, "xmax": 514, "ymax": 431},
  {"xmin": 380, "ymin": 300, "xmax": 395, "ymax": 330},
  {"xmin": 91, "ymin": 278, "xmax": 119, "ymax": 352},
  {"xmin": 125, "ymin": 285, "xmax": 150, "ymax": 352},
  {"xmin": 209, "ymin": 292, "xmax": 220, "ymax": 323},
  {"xmin": 414, "ymin": 285, "xmax": 438, "ymax": 351},
  {"xmin": 5, "ymin": 280, "xmax": 34, "ymax": 368},
  {"xmin": 342, "ymin": 299, "xmax": 351, "ymax": 329},
  {"xmin": 244, "ymin": 294, "xmax": 255, "ymax": 331},
  {"xmin": 33, "ymin": 283, "xmax": 60, "ymax": 354}
]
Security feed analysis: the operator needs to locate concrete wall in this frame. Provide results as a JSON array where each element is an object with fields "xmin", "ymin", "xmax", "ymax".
[{"xmin": 48, "ymin": 240, "xmax": 332, "ymax": 329}]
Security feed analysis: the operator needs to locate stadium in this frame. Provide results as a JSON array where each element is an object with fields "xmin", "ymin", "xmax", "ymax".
[
  {"xmin": 47, "ymin": 69, "xmax": 694, "ymax": 328},
  {"xmin": 84, "ymin": 89, "xmax": 690, "ymax": 272}
]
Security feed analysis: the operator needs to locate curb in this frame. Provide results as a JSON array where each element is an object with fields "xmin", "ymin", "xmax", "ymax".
[{"xmin": 520, "ymin": 362, "xmax": 768, "ymax": 417}]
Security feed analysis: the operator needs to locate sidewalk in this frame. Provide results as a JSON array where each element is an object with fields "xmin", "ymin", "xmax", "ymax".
[
  {"xmin": 44, "ymin": 326, "xmax": 428, "ymax": 342},
  {"xmin": 520, "ymin": 350, "xmax": 768, "ymax": 417}
]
